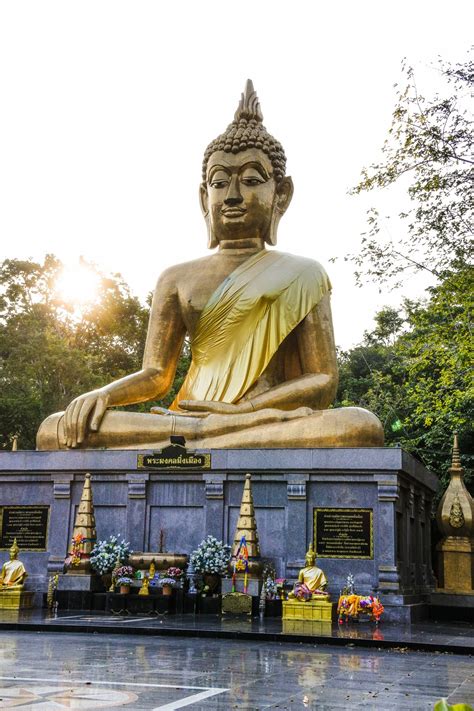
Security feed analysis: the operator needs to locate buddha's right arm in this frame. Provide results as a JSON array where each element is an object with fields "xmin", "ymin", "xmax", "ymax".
[{"xmin": 62, "ymin": 268, "xmax": 186, "ymax": 447}]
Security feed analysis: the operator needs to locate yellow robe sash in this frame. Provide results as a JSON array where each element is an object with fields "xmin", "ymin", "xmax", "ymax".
[{"xmin": 171, "ymin": 249, "xmax": 331, "ymax": 409}]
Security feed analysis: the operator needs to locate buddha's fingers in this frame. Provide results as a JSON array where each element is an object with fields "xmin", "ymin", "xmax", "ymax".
[
  {"xmin": 64, "ymin": 400, "xmax": 79, "ymax": 448},
  {"xmin": 90, "ymin": 393, "xmax": 109, "ymax": 432},
  {"xmin": 76, "ymin": 398, "xmax": 97, "ymax": 445}
]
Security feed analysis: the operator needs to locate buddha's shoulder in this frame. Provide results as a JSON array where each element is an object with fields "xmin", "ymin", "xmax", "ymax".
[
  {"xmin": 155, "ymin": 255, "xmax": 216, "ymax": 285},
  {"xmin": 276, "ymin": 251, "xmax": 328, "ymax": 272}
]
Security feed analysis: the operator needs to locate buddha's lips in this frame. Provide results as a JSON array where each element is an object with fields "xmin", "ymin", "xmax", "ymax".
[{"xmin": 222, "ymin": 207, "xmax": 246, "ymax": 217}]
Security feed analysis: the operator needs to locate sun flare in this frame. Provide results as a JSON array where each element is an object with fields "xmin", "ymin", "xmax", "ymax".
[{"xmin": 55, "ymin": 262, "xmax": 101, "ymax": 308}]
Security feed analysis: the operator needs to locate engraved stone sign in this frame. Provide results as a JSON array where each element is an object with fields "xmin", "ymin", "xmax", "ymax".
[
  {"xmin": 313, "ymin": 508, "xmax": 373, "ymax": 559},
  {"xmin": 0, "ymin": 505, "xmax": 50, "ymax": 550},
  {"xmin": 137, "ymin": 443, "xmax": 211, "ymax": 470}
]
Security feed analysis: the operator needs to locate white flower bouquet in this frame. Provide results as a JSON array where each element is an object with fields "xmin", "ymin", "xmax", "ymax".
[
  {"xmin": 189, "ymin": 535, "xmax": 231, "ymax": 575},
  {"xmin": 90, "ymin": 536, "xmax": 131, "ymax": 575}
]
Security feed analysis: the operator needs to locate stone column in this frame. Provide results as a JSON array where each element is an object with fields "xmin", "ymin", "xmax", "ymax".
[
  {"xmin": 48, "ymin": 474, "xmax": 74, "ymax": 574},
  {"xmin": 285, "ymin": 478, "xmax": 307, "ymax": 579},
  {"xmin": 126, "ymin": 473, "xmax": 149, "ymax": 551},
  {"xmin": 204, "ymin": 476, "xmax": 225, "ymax": 541},
  {"xmin": 376, "ymin": 478, "xmax": 401, "ymax": 594}
]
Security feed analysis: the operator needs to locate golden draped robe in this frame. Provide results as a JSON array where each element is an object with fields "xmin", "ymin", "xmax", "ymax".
[
  {"xmin": 0, "ymin": 559, "xmax": 27, "ymax": 587},
  {"xmin": 171, "ymin": 249, "xmax": 331, "ymax": 409}
]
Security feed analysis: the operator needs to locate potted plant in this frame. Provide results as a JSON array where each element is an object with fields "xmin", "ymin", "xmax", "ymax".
[
  {"xmin": 190, "ymin": 536, "xmax": 231, "ymax": 595},
  {"xmin": 90, "ymin": 536, "xmax": 131, "ymax": 589},
  {"xmin": 113, "ymin": 565, "xmax": 134, "ymax": 594},
  {"xmin": 159, "ymin": 576, "xmax": 176, "ymax": 596}
]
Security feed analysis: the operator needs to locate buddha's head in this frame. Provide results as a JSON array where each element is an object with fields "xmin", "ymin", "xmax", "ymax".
[
  {"xmin": 200, "ymin": 80, "xmax": 294, "ymax": 249},
  {"xmin": 9, "ymin": 538, "xmax": 19, "ymax": 561},
  {"xmin": 305, "ymin": 543, "xmax": 316, "ymax": 567}
]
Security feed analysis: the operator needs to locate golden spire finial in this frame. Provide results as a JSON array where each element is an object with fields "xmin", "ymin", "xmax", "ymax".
[
  {"xmin": 68, "ymin": 473, "xmax": 97, "ymax": 573},
  {"xmin": 234, "ymin": 79, "xmax": 264, "ymax": 123},
  {"xmin": 450, "ymin": 432, "xmax": 462, "ymax": 472},
  {"xmin": 232, "ymin": 473, "xmax": 261, "ymax": 563}
]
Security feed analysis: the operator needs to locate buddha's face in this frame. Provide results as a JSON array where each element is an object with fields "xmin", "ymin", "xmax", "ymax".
[
  {"xmin": 201, "ymin": 148, "xmax": 290, "ymax": 246},
  {"xmin": 305, "ymin": 552, "xmax": 316, "ymax": 567}
]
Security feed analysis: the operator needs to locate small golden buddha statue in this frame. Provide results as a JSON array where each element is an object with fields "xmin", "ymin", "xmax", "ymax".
[
  {"xmin": 138, "ymin": 575, "xmax": 150, "ymax": 596},
  {"xmin": 289, "ymin": 543, "xmax": 328, "ymax": 601},
  {"xmin": 0, "ymin": 539, "xmax": 28, "ymax": 589}
]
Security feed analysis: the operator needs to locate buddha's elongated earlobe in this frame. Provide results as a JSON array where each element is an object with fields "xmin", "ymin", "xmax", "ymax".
[
  {"xmin": 199, "ymin": 182, "xmax": 218, "ymax": 249},
  {"xmin": 266, "ymin": 176, "xmax": 294, "ymax": 246}
]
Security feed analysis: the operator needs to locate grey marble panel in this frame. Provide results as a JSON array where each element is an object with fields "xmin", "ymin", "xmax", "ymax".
[
  {"xmin": 147, "ymin": 481, "xmax": 205, "ymax": 507},
  {"xmin": 147, "ymin": 505, "xmax": 205, "ymax": 554}
]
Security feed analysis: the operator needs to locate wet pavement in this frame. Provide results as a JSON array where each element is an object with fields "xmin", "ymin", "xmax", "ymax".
[
  {"xmin": 0, "ymin": 630, "xmax": 473, "ymax": 709},
  {"xmin": 0, "ymin": 610, "xmax": 473, "ymax": 655}
]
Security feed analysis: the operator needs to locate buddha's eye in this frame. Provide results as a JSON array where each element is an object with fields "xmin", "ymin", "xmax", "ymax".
[
  {"xmin": 241, "ymin": 177, "xmax": 265, "ymax": 187},
  {"xmin": 210, "ymin": 180, "xmax": 229, "ymax": 189}
]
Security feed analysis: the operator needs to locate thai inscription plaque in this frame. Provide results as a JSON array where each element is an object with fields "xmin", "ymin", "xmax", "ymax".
[
  {"xmin": 0, "ymin": 505, "xmax": 50, "ymax": 551},
  {"xmin": 313, "ymin": 508, "xmax": 373, "ymax": 559},
  {"xmin": 137, "ymin": 443, "xmax": 211, "ymax": 470}
]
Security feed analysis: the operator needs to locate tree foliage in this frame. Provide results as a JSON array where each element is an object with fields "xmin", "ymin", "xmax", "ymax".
[
  {"xmin": 337, "ymin": 277, "xmax": 473, "ymax": 492},
  {"xmin": 350, "ymin": 52, "xmax": 473, "ymax": 286},
  {"xmin": 0, "ymin": 256, "xmax": 190, "ymax": 450}
]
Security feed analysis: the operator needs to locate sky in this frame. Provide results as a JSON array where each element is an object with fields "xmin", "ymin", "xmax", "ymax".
[{"xmin": 1, "ymin": 1, "xmax": 471, "ymax": 348}]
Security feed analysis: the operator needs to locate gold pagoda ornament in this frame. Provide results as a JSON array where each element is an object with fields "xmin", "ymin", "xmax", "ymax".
[
  {"xmin": 231, "ymin": 473, "xmax": 262, "ymax": 577},
  {"xmin": 436, "ymin": 434, "xmax": 474, "ymax": 592},
  {"xmin": 67, "ymin": 473, "xmax": 97, "ymax": 575}
]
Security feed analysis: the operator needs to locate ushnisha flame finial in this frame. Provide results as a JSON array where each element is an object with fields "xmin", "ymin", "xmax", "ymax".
[
  {"xmin": 234, "ymin": 79, "xmax": 264, "ymax": 123},
  {"xmin": 450, "ymin": 433, "xmax": 463, "ymax": 472},
  {"xmin": 202, "ymin": 79, "xmax": 287, "ymax": 183},
  {"xmin": 9, "ymin": 538, "xmax": 20, "ymax": 557}
]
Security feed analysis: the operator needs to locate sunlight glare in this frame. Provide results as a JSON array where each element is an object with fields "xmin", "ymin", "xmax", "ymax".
[{"xmin": 55, "ymin": 263, "xmax": 101, "ymax": 308}]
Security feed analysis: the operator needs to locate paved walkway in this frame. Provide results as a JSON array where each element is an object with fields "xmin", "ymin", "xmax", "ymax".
[
  {"xmin": 1, "ymin": 610, "xmax": 473, "ymax": 654},
  {"xmin": 0, "ymin": 630, "xmax": 473, "ymax": 709}
]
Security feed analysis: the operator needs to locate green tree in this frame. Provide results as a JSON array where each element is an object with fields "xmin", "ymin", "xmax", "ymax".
[
  {"xmin": 0, "ymin": 256, "xmax": 184, "ymax": 449},
  {"xmin": 397, "ymin": 266, "xmax": 473, "ymax": 489},
  {"xmin": 336, "ymin": 307, "xmax": 409, "ymax": 446},
  {"xmin": 350, "ymin": 52, "xmax": 473, "ymax": 287},
  {"xmin": 337, "ymin": 282, "xmax": 473, "ymax": 491}
]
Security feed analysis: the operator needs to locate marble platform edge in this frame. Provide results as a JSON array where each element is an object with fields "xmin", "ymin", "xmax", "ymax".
[
  {"xmin": 0, "ymin": 448, "xmax": 438, "ymax": 486},
  {"xmin": 0, "ymin": 616, "xmax": 472, "ymax": 655}
]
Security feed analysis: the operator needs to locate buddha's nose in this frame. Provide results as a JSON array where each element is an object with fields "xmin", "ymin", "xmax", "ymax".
[{"xmin": 224, "ymin": 176, "xmax": 243, "ymax": 205}]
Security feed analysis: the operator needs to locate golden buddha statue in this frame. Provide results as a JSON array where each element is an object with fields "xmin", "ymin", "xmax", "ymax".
[
  {"xmin": 37, "ymin": 80, "xmax": 384, "ymax": 451},
  {"xmin": 0, "ymin": 539, "xmax": 28, "ymax": 589},
  {"xmin": 138, "ymin": 575, "xmax": 150, "ymax": 596},
  {"xmin": 289, "ymin": 544, "xmax": 328, "ymax": 601}
]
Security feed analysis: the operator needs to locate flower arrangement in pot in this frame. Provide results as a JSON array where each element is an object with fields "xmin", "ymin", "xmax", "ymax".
[
  {"xmin": 90, "ymin": 536, "xmax": 131, "ymax": 589},
  {"xmin": 190, "ymin": 536, "xmax": 231, "ymax": 595},
  {"xmin": 113, "ymin": 565, "xmax": 135, "ymax": 594},
  {"xmin": 159, "ymin": 566, "xmax": 183, "ymax": 596}
]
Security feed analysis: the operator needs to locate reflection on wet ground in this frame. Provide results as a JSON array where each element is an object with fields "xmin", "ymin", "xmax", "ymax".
[{"xmin": 0, "ymin": 630, "xmax": 473, "ymax": 709}]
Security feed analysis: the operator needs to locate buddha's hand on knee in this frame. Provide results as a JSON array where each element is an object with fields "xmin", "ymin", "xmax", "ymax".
[
  {"xmin": 178, "ymin": 400, "xmax": 253, "ymax": 415},
  {"xmin": 63, "ymin": 389, "xmax": 111, "ymax": 448}
]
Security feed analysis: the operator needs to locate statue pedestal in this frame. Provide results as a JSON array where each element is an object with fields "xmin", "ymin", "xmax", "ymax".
[
  {"xmin": 0, "ymin": 447, "xmax": 438, "ymax": 621},
  {"xmin": 283, "ymin": 619, "xmax": 332, "ymax": 635},
  {"xmin": 221, "ymin": 577, "xmax": 261, "ymax": 597},
  {"xmin": 222, "ymin": 591, "xmax": 252, "ymax": 615},
  {"xmin": 436, "ymin": 537, "xmax": 474, "ymax": 592},
  {"xmin": 283, "ymin": 598, "xmax": 335, "ymax": 622},
  {"xmin": 0, "ymin": 589, "xmax": 34, "ymax": 610}
]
